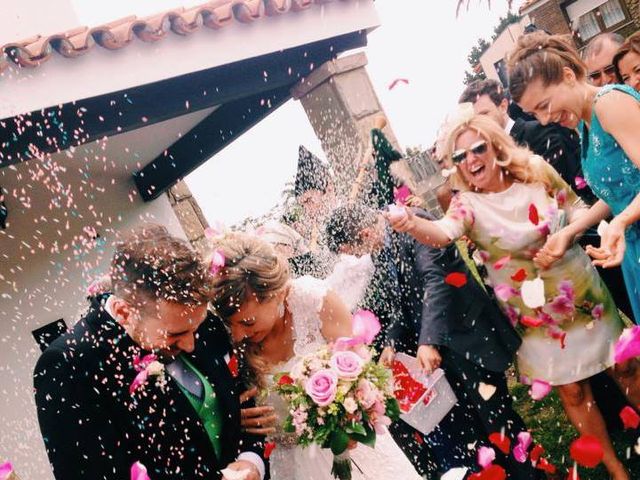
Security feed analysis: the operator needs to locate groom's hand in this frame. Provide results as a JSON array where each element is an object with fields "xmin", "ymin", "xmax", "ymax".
[
  {"xmin": 240, "ymin": 387, "xmax": 276, "ymax": 435},
  {"xmin": 417, "ymin": 345, "xmax": 441, "ymax": 374},
  {"xmin": 379, "ymin": 346, "xmax": 395, "ymax": 367},
  {"xmin": 222, "ymin": 460, "xmax": 260, "ymax": 480}
]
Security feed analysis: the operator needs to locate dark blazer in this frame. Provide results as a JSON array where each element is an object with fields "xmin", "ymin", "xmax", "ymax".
[
  {"xmin": 33, "ymin": 296, "xmax": 261, "ymax": 480},
  {"xmin": 388, "ymin": 211, "xmax": 522, "ymax": 373},
  {"xmin": 510, "ymin": 118, "xmax": 597, "ymax": 205}
]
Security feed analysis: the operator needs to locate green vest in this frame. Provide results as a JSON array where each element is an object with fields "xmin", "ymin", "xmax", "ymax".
[{"xmin": 176, "ymin": 356, "xmax": 223, "ymax": 459}]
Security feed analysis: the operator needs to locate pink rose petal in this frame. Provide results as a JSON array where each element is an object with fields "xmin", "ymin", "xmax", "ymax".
[
  {"xmin": 393, "ymin": 185, "xmax": 412, "ymax": 205},
  {"xmin": 513, "ymin": 431, "xmax": 532, "ymax": 463},
  {"xmin": 129, "ymin": 370, "xmax": 149, "ymax": 395},
  {"xmin": 494, "ymin": 284, "xmax": 519, "ymax": 302},
  {"xmin": 131, "ymin": 461, "xmax": 151, "ymax": 480},
  {"xmin": 209, "ymin": 249, "xmax": 226, "ymax": 276},
  {"xmin": 492, "ymin": 255, "xmax": 511, "ymax": 270},
  {"xmin": 477, "ymin": 446, "xmax": 496, "ymax": 468},
  {"xmin": 352, "ymin": 310, "xmax": 381, "ymax": 345},
  {"xmin": 388, "ymin": 78, "xmax": 409, "ymax": 90},
  {"xmin": 591, "ymin": 304, "xmax": 604, "ymax": 321},
  {"xmin": 0, "ymin": 462, "xmax": 13, "ymax": 480},
  {"xmin": 529, "ymin": 379, "xmax": 552, "ymax": 400},
  {"xmin": 204, "ymin": 220, "xmax": 225, "ymax": 239},
  {"xmin": 614, "ymin": 325, "xmax": 640, "ymax": 364},
  {"xmin": 574, "ymin": 176, "xmax": 587, "ymax": 190}
]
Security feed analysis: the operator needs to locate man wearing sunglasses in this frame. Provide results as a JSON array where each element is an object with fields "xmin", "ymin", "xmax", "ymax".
[{"xmin": 583, "ymin": 32, "xmax": 624, "ymax": 87}]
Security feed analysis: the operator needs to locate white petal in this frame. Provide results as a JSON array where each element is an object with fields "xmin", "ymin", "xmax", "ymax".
[
  {"xmin": 521, "ymin": 277, "xmax": 546, "ymax": 309},
  {"xmin": 441, "ymin": 467, "xmax": 469, "ymax": 480},
  {"xmin": 478, "ymin": 382, "xmax": 497, "ymax": 401},
  {"xmin": 220, "ymin": 468, "xmax": 251, "ymax": 480},
  {"xmin": 597, "ymin": 220, "xmax": 609, "ymax": 238}
]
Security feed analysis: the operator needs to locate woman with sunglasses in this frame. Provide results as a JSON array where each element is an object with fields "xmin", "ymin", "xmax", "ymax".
[
  {"xmin": 507, "ymin": 31, "xmax": 640, "ymax": 328},
  {"xmin": 387, "ymin": 113, "xmax": 633, "ymax": 479}
]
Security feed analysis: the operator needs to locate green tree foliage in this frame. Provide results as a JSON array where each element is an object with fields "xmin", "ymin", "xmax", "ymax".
[{"xmin": 463, "ymin": 12, "xmax": 521, "ymax": 85}]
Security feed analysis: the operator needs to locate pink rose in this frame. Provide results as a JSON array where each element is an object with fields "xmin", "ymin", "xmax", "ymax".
[
  {"xmin": 356, "ymin": 379, "xmax": 378, "ymax": 409},
  {"xmin": 305, "ymin": 369, "xmax": 338, "ymax": 406},
  {"xmin": 330, "ymin": 351, "xmax": 364, "ymax": 380}
]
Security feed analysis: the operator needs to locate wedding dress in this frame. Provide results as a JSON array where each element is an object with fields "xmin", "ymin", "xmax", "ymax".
[{"xmin": 265, "ymin": 276, "xmax": 423, "ymax": 480}]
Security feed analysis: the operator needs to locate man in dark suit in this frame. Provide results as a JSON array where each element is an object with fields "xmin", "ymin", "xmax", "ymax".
[
  {"xmin": 33, "ymin": 225, "xmax": 265, "ymax": 480},
  {"xmin": 325, "ymin": 205, "xmax": 542, "ymax": 479}
]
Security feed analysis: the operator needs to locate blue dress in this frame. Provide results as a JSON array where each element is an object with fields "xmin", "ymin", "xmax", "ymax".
[{"xmin": 582, "ymin": 84, "xmax": 640, "ymax": 323}]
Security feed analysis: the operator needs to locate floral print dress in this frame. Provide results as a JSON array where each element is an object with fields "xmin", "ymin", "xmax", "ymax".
[{"xmin": 434, "ymin": 159, "xmax": 624, "ymax": 385}]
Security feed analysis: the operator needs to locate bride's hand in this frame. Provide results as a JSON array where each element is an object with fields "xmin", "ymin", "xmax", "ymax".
[
  {"xmin": 533, "ymin": 228, "xmax": 573, "ymax": 270},
  {"xmin": 240, "ymin": 387, "xmax": 277, "ymax": 436}
]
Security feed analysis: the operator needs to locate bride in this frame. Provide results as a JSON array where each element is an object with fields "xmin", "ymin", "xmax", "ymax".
[{"xmin": 209, "ymin": 233, "xmax": 423, "ymax": 480}]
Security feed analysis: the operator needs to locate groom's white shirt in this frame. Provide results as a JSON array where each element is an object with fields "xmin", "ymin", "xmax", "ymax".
[{"xmin": 105, "ymin": 296, "xmax": 265, "ymax": 479}]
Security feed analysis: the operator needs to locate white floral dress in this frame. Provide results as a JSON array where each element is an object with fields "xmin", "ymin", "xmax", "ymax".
[
  {"xmin": 433, "ymin": 160, "xmax": 624, "ymax": 385},
  {"xmin": 264, "ymin": 276, "xmax": 423, "ymax": 480}
]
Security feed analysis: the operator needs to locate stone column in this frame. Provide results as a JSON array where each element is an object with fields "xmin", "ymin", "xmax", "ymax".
[
  {"xmin": 291, "ymin": 52, "xmax": 400, "ymax": 196},
  {"xmin": 167, "ymin": 180, "xmax": 210, "ymax": 254},
  {"xmin": 292, "ymin": 52, "xmax": 442, "ymax": 216}
]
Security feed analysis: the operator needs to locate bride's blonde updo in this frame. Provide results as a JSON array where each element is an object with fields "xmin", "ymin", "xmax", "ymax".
[
  {"xmin": 443, "ymin": 113, "xmax": 552, "ymax": 192},
  {"xmin": 208, "ymin": 232, "xmax": 290, "ymax": 320},
  {"xmin": 507, "ymin": 31, "xmax": 587, "ymax": 103},
  {"xmin": 208, "ymin": 233, "xmax": 290, "ymax": 387}
]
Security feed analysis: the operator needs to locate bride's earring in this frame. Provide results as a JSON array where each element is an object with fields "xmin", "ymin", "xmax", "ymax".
[{"xmin": 277, "ymin": 302, "xmax": 285, "ymax": 318}]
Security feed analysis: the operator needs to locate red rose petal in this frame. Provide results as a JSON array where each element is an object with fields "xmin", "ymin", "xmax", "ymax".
[
  {"xmin": 469, "ymin": 464, "xmax": 507, "ymax": 480},
  {"xmin": 488, "ymin": 432, "xmax": 511, "ymax": 455},
  {"xmin": 530, "ymin": 444, "xmax": 545, "ymax": 462},
  {"xmin": 277, "ymin": 374, "xmax": 294, "ymax": 386},
  {"xmin": 535, "ymin": 457, "xmax": 557, "ymax": 473},
  {"xmin": 445, "ymin": 272, "xmax": 468, "ymax": 288},
  {"xmin": 511, "ymin": 268, "xmax": 527, "ymax": 282},
  {"xmin": 227, "ymin": 354, "xmax": 239, "ymax": 378},
  {"xmin": 264, "ymin": 441, "xmax": 276, "ymax": 459},
  {"xmin": 388, "ymin": 78, "xmax": 409, "ymax": 90},
  {"xmin": 414, "ymin": 432, "xmax": 424, "ymax": 444},
  {"xmin": 528, "ymin": 204, "xmax": 539, "ymax": 225},
  {"xmin": 619, "ymin": 406, "xmax": 640, "ymax": 430},
  {"xmin": 520, "ymin": 315, "xmax": 544, "ymax": 328},
  {"xmin": 569, "ymin": 435, "xmax": 604, "ymax": 468},
  {"xmin": 566, "ymin": 466, "xmax": 580, "ymax": 480}
]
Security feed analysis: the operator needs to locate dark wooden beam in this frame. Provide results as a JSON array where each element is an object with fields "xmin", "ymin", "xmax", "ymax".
[
  {"xmin": 134, "ymin": 84, "xmax": 292, "ymax": 201},
  {"xmin": 0, "ymin": 31, "xmax": 367, "ymax": 168}
]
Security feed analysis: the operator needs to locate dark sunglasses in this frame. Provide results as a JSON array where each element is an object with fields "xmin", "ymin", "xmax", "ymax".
[
  {"xmin": 588, "ymin": 64, "xmax": 616, "ymax": 81},
  {"xmin": 451, "ymin": 140, "xmax": 488, "ymax": 164}
]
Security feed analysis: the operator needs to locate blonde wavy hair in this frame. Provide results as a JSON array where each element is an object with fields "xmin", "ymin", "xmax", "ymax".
[
  {"xmin": 208, "ymin": 232, "xmax": 290, "ymax": 387},
  {"xmin": 443, "ymin": 114, "xmax": 552, "ymax": 193}
]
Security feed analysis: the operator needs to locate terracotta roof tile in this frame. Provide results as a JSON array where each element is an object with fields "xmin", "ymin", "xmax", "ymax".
[
  {"xmin": 0, "ymin": 0, "xmax": 344, "ymax": 74},
  {"xmin": 519, "ymin": 0, "xmax": 539, "ymax": 14}
]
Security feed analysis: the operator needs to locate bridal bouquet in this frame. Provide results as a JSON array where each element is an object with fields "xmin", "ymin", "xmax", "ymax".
[{"xmin": 273, "ymin": 311, "xmax": 400, "ymax": 480}]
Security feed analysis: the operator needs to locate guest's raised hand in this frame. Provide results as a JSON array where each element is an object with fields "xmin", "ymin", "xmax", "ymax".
[
  {"xmin": 384, "ymin": 205, "xmax": 414, "ymax": 233},
  {"xmin": 533, "ymin": 229, "xmax": 573, "ymax": 269},
  {"xmin": 416, "ymin": 345, "xmax": 441, "ymax": 374},
  {"xmin": 240, "ymin": 387, "xmax": 277, "ymax": 436}
]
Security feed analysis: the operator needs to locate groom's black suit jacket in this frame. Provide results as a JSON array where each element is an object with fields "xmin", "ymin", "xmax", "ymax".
[
  {"xmin": 34, "ymin": 296, "xmax": 261, "ymax": 480},
  {"xmin": 384, "ymin": 210, "xmax": 521, "ymax": 373}
]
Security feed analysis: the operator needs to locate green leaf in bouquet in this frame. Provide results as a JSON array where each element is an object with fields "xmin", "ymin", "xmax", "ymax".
[
  {"xmin": 348, "ymin": 423, "xmax": 376, "ymax": 448},
  {"xmin": 283, "ymin": 415, "xmax": 295, "ymax": 433},
  {"xmin": 330, "ymin": 429, "xmax": 350, "ymax": 455},
  {"xmin": 385, "ymin": 398, "xmax": 401, "ymax": 421},
  {"xmin": 344, "ymin": 421, "xmax": 366, "ymax": 436}
]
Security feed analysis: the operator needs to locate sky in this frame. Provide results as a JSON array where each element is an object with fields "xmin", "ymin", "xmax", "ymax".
[{"xmin": 73, "ymin": 0, "xmax": 526, "ymax": 226}]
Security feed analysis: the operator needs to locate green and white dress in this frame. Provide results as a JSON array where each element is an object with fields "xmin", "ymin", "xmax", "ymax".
[{"xmin": 434, "ymin": 159, "xmax": 623, "ymax": 386}]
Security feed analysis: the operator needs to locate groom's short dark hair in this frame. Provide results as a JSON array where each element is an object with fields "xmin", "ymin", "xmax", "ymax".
[
  {"xmin": 110, "ymin": 224, "xmax": 212, "ymax": 307},
  {"xmin": 324, "ymin": 204, "xmax": 378, "ymax": 253}
]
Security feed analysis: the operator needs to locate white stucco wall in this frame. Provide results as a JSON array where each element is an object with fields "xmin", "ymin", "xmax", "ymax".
[
  {"xmin": 0, "ymin": 107, "xmax": 214, "ymax": 479},
  {"xmin": 479, "ymin": 15, "xmax": 531, "ymax": 82}
]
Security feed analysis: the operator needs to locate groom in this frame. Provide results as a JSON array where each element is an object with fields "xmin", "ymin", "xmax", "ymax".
[{"xmin": 33, "ymin": 225, "xmax": 264, "ymax": 480}]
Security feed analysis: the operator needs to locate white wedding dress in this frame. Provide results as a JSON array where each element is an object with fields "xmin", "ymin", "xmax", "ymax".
[{"xmin": 265, "ymin": 276, "xmax": 423, "ymax": 480}]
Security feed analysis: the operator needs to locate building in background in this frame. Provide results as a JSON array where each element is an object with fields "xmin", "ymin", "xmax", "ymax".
[{"xmin": 520, "ymin": 0, "xmax": 640, "ymax": 44}]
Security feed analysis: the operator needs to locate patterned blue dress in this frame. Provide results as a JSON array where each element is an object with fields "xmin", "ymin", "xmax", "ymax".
[{"xmin": 582, "ymin": 84, "xmax": 640, "ymax": 323}]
